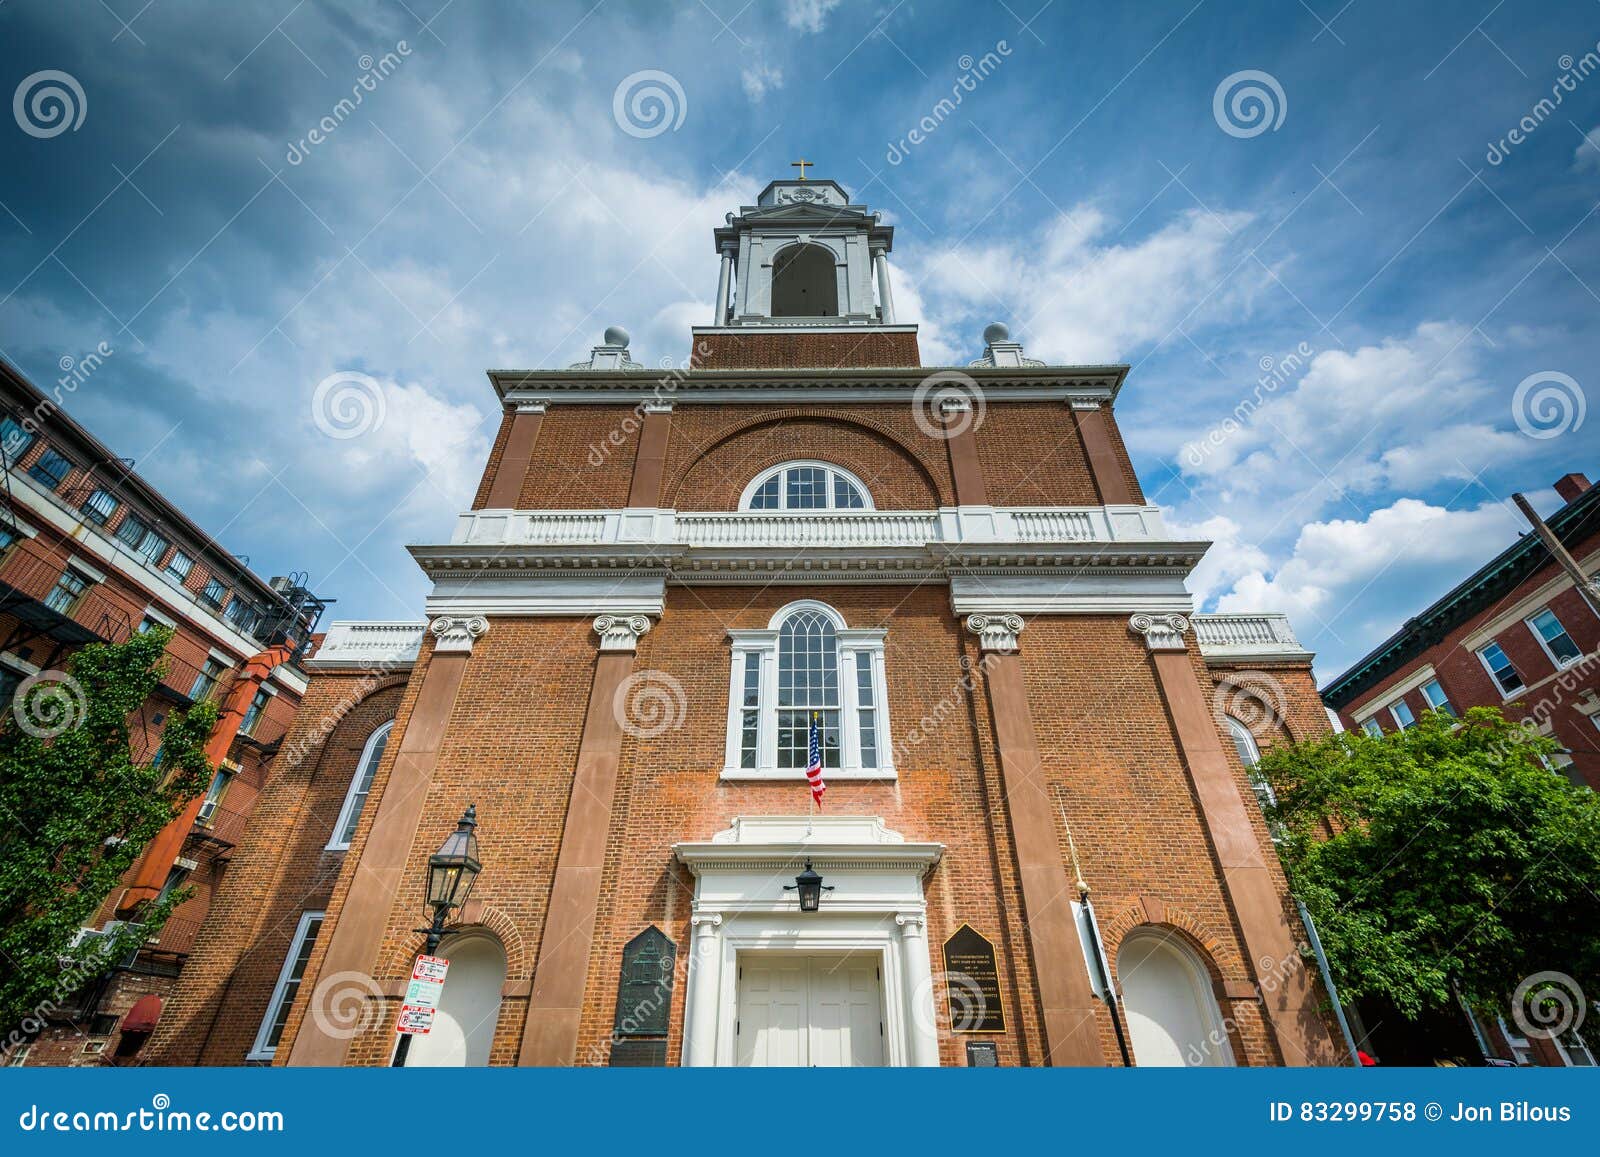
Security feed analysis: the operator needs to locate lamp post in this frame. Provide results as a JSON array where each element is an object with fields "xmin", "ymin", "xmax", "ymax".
[
  {"xmin": 784, "ymin": 860, "xmax": 833, "ymax": 912},
  {"xmin": 393, "ymin": 805, "xmax": 482, "ymax": 1067}
]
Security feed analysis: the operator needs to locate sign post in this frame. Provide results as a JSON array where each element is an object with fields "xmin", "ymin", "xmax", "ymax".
[{"xmin": 395, "ymin": 955, "xmax": 449, "ymax": 1039}]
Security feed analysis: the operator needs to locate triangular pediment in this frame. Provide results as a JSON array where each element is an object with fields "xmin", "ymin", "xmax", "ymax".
[{"xmin": 740, "ymin": 202, "xmax": 873, "ymax": 225}]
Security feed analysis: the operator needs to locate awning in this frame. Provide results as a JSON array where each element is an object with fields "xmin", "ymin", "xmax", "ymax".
[{"xmin": 120, "ymin": 994, "xmax": 163, "ymax": 1034}]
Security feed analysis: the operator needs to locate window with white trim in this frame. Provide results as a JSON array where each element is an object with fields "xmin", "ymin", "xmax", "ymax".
[
  {"xmin": 1389, "ymin": 700, "xmax": 1416, "ymax": 730},
  {"xmin": 1360, "ymin": 718, "xmax": 1383, "ymax": 738},
  {"xmin": 1527, "ymin": 608, "xmax": 1581, "ymax": 668},
  {"xmin": 739, "ymin": 461, "xmax": 872, "ymax": 511},
  {"xmin": 1421, "ymin": 679, "xmax": 1455, "ymax": 716},
  {"xmin": 724, "ymin": 600, "xmax": 892, "ymax": 779},
  {"xmin": 1226, "ymin": 716, "xmax": 1277, "ymax": 813},
  {"xmin": 329, "ymin": 720, "xmax": 393, "ymax": 850},
  {"xmin": 249, "ymin": 910, "xmax": 323, "ymax": 1061},
  {"xmin": 1477, "ymin": 641, "xmax": 1525, "ymax": 696}
]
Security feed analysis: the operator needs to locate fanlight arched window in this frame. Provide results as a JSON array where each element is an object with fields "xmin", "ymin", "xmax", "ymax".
[
  {"xmin": 724, "ymin": 601, "xmax": 892, "ymax": 780},
  {"xmin": 771, "ymin": 243, "xmax": 838, "ymax": 317},
  {"xmin": 1118, "ymin": 930, "xmax": 1234, "ymax": 1067},
  {"xmin": 1225, "ymin": 715, "xmax": 1279, "ymax": 818},
  {"xmin": 328, "ymin": 720, "xmax": 393, "ymax": 851},
  {"xmin": 740, "ymin": 461, "xmax": 871, "ymax": 512},
  {"xmin": 401, "ymin": 933, "xmax": 505, "ymax": 1067}
]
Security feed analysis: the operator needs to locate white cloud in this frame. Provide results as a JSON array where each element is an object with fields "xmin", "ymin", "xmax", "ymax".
[
  {"xmin": 902, "ymin": 205, "xmax": 1254, "ymax": 363},
  {"xmin": 784, "ymin": 0, "xmax": 844, "ymax": 33},
  {"xmin": 1574, "ymin": 125, "xmax": 1600, "ymax": 170},
  {"xmin": 741, "ymin": 59, "xmax": 784, "ymax": 102},
  {"xmin": 1164, "ymin": 513, "xmax": 1271, "ymax": 608},
  {"xmin": 1213, "ymin": 497, "xmax": 1523, "ymax": 648}
]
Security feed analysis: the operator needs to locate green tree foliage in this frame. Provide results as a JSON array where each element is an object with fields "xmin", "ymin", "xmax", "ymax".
[
  {"xmin": 0, "ymin": 627, "xmax": 217, "ymax": 1035},
  {"xmin": 1256, "ymin": 706, "xmax": 1600, "ymax": 1020}
]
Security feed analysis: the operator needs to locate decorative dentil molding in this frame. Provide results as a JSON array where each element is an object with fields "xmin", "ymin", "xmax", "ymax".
[
  {"xmin": 1129, "ymin": 612, "xmax": 1189, "ymax": 651},
  {"xmin": 594, "ymin": 612, "xmax": 653, "ymax": 652},
  {"xmin": 511, "ymin": 399, "xmax": 550, "ymax": 414},
  {"xmin": 429, "ymin": 614, "xmax": 490, "ymax": 654},
  {"xmin": 966, "ymin": 612, "xmax": 1025, "ymax": 652}
]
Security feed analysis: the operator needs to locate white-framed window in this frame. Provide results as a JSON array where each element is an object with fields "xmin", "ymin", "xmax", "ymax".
[
  {"xmin": 248, "ymin": 910, "xmax": 324, "ymax": 1061},
  {"xmin": 1527, "ymin": 608, "xmax": 1581, "ymax": 668},
  {"xmin": 723, "ymin": 600, "xmax": 893, "ymax": 780},
  {"xmin": 1421, "ymin": 679, "xmax": 1455, "ymax": 716},
  {"xmin": 1389, "ymin": 700, "xmax": 1417, "ymax": 730},
  {"xmin": 197, "ymin": 764, "xmax": 235, "ymax": 825},
  {"xmin": 1477, "ymin": 641, "xmax": 1525, "ymax": 697},
  {"xmin": 329, "ymin": 720, "xmax": 393, "ymax": 851},
  {"xmin": 739, "ymin": 461, "xmax": 872, "ymax": 512},
  {"xmin": 1360, "ymin": 718, "xmax": 1384, "ymax": 738},
  {"xmin": 1226, "ymin": 716, "xmax": 1278, "ymax": 819}
]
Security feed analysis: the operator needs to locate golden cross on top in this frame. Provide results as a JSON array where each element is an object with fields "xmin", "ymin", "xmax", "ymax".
[{"xmin": 790, "ymin": 158, "xmax": 813, "ymax": 180}]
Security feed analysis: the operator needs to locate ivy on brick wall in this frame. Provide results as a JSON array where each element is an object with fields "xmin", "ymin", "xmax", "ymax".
[{"xmin": 0, "ymin": 627, "xmax": 217, "ymax": 1041}]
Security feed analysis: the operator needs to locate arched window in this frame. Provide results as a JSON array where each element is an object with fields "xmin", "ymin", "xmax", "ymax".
[
  {"xmin": 771, "ymin": 243, "xmax": 838, "ymax": 317},
  {"xmin": 1226, "ymin": 715, "xmax": 1279, "ymax": 816},
  {"xmin": 328, "ymin": 720, "xmax": 393, "ymax": 851},
  {"xmin": 1117, "ymin": 930, "xmax": 1234, "ymax": 1067},
  {"xmin": 740, "ymin": 461, "xmax": 871, "ymax": 511},
  {"xmin": 401, "ymin": 933, "xmax": 505, "ymax": 1067},
  {"xmin": 724, "ymin": 601, "xmax": 892, "ymax": 780}
]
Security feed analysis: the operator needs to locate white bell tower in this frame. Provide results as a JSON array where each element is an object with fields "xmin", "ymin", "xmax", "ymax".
[{"xmin": 708, "ymin": 176, "xmax": 900, "ymax": 327}]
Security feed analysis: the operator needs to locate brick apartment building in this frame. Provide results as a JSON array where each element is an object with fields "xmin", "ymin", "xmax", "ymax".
[
  {"xmin": 1322, "ymin": 469, "xmax": 1599, "ymax": 1067},
  {"xmin": 149, "ymin": 176, "xmax": 1347, "ymax": 1068},
  {"xmin": 0, "ymin": 356, "xmax": 326, "ymax": 1067}
]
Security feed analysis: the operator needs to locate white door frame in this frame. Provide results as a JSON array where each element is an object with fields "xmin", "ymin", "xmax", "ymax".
[{"xmin": 674, "ymin": 815, "xmax": 944, "ymax": 1067}]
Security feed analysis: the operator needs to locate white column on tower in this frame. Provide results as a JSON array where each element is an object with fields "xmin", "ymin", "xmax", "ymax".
[
  {"xmin": 897, "ymin": 912, "xmax": 940, "ymax": 1065},
  {"xmin": 683, "ymin": 912, "xmax": 723, "ymax": 1065},
  {"xmin": 873, "ymin": 248, "xmax": 896, "ymax": 324},
  {"xmin": 714, "ymin": 248, "xmax": 734, "ymax": 324}
]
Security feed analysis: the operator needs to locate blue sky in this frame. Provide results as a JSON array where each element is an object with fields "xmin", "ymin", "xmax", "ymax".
[{"xmin": 1, "ymin": 0, "xmax": 1597, "ymax": 681}]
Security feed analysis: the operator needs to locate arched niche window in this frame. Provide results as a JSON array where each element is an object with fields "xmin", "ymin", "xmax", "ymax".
[
  {"xmin": 740, "ymin": 461, "xmax": 872, "ymax": 512},
  {"xmin": 723, "ymin": 600, "xmax": 893, "ymax": 781},
  {"xmin": 1226, "ymin": 715, "xmax": 1280, "ymax": 819},
  {"xmin": 328, "ymin": 720, "xmax": 393, "ymax": 851},
  {"xmin": 1117, "ymin": 930, "xmax": 1235, "ymax": 1067},
  {"xmin": 401, "ymin": 933, "xmax": 505, "ymax": 1067},
  {"xmin": 771, "ymin": 243, "xmax": 838, "ymax": 317}
]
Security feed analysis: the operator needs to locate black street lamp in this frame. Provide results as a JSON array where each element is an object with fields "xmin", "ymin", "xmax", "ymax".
[
  {"xmin": 393, "ymin": 805, "xmax": 482, "ymax": 1067},
  {"xmin": 784, "ymin": 860, "xmax": 833, "ymax": 912}
]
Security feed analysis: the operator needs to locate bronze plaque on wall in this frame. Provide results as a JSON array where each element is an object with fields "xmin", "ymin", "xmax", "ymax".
[
  {"xmin": 612, "ymin": 925, "xmax": 676, "ymax": 1038},
  {"xmin": 942, "ymin": 924, "xmax": 1005, "ymax": 1033},
  {"xmin": 608, "ymin": 1039, "xmax": 669, "ymax": 1067}
]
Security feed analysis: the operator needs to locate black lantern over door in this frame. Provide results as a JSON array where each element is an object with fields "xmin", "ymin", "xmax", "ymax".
[{"xmin": 786, "ymin": 859, "xmax": 833, "ymax": 912}]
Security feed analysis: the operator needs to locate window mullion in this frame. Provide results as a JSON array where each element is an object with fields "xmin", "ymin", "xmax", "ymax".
[
  {"xmin": 759, "ymin": 643, "xmax": 777, "ymax": 771},
  {"xmin": 840, "ymin": 649, "xmax": 861, "ymax": 771}
]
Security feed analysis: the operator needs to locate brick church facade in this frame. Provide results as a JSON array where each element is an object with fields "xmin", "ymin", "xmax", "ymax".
[{"xmin": 148, "ymin": 177, "xmax": 1343, "ymax": 1068}]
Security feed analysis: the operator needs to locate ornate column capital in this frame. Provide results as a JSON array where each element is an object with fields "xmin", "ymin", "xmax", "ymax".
[
  {"xmin": 894, "ymin": 912, "xmax": 927, "ymax": 937},
  {"xmin": 966, "ymin": 612, "xmax": 1025, "ymax": 652},
  {"xmin": 594, "ymin": 612, "xmax": 652, "ymax": 652},
  {"xmin": 1068, "ymin": 398, "xmax": 1103, "ymax": 411},
  {"xmin": 690, "ymin": 911, "xmax": 723, "ymax": 931},
  {"xmin": 429, "ymin": 614, "xmax": 489, "ymax": 655},
  {"xmin": 1129, "ymin": 613, "xmax": 1189, "ymax": 651},
  {"xmin": 511, "ymin": 399, "xmax": 549, "ymax": 414},
  {"xmin": 639, "ymin": 399, "xmax": 674, "ymax": 414}
]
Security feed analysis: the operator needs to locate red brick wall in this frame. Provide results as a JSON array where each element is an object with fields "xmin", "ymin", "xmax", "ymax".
[
  {"xmin": 1335, "ymin": 538, "xmax": 1600, "ymax": 787},
  {"xmin": 690, "ymin": 331, "xmax": 921, "ymax": 369}
]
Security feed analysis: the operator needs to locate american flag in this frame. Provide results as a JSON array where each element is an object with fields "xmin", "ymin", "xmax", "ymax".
[{"xmin": 805, "ymin": 711, "xmax": 827, "ymax": 807}]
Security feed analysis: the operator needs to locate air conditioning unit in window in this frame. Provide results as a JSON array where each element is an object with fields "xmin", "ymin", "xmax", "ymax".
[{"xmin": 196, "ymin": 798, "xmax": 218, "ymax": 824}]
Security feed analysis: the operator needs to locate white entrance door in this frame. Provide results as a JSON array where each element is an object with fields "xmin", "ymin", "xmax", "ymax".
[{"xmin": 735, "ymin": 955, "xmax": 885, "ymax": 1067}]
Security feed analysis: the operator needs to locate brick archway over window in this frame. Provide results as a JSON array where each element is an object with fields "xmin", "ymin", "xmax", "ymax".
[{"xmin": 663, "ymin": 410, "xmax": 949, "ymax": 510}]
